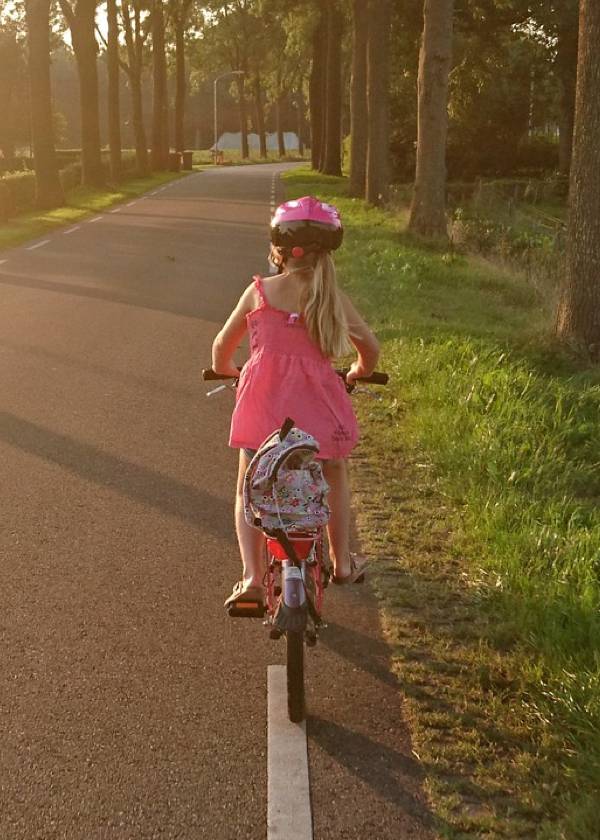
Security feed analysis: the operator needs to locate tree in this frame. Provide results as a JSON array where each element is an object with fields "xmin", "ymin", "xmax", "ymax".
[
  {"xmin": 59, "ymin": 0, "xmax": 105, "ymax": 187},
  {"xmin": 309, "ymin": 1, "xmax": 326, "ymax": 169},
  {"xmin": 555, "ymin": 0, "xmax": 600, "ymax": 357},
  {"xmin": 171, "ymin": 0, "xmax": 194, "ymax": 152},
  {"xmin": 151, "ymin": 0, "xmax": 169, "ymax": 169},
  {"xmin": 121, "ymin": 0, "xmax": 150, "ymax": 174},
  {"xmin": 409, "ymin": 0, "xmax": 454, "ymax": 238},
  {"xmin": 365, "ymin": 0, "xmax": 390, "ymax": 204},
  {"xmin": 349, "ymin": 0, "xmax": 368, "ymax": 197},
  {"xmin": 24, "ymin": 0, "xmax": 64, "ymax": 208},
  {"xmin": 320, "ymin": 0, "xmax": 342, "ymax": 175},
  {"xmin": 106, "ymin": 0, "xmax": 122, "ymax": 180}
]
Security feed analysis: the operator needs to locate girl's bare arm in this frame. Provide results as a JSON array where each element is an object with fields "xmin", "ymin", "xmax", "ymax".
[
  {"xmin": 212, "ymin": 284, "xmax": 256, "ymax": 376},
  {"xmin": 341, "ymin": 293, "xmax": 380, "ymax": 381}
]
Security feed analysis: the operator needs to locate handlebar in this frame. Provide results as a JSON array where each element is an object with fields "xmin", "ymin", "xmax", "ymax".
[{"xmin": 202, "ymin": 367, "xmax": 388, "ymax": 386}]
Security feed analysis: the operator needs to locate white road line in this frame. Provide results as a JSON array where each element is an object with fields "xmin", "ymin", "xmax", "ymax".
[
  {"xmin": 64, "ymin": 226, "xmax": 81, "ymax": 235},
  {"xmin": 149, "ymin": 191, "xmax": 159, "ymax": 196},
  {"xmin": 26, "ymin": 240, "xmax": 50, "ymax": 251},
  {"xmin": 87, "ymin": 216, "xmax": 103, "ymax": 223},
  {"xmin": 126, "ymin": 201, "xmax": 137, "ymax": 207},
  {"xmin": 110, "ymin": 208, "xmax": 121, "ymax": 213},
  {"xmin": 0, "ymin": 259, "xmax": 8, "ymax": 265},
  {"xmin": 267, "ymin": 666, "xmax": 313, "ymax": 840}
]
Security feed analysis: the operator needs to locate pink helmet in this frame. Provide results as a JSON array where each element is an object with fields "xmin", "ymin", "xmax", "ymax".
[{"xmin": 270, "ymin": 196, "xmax": 343, "ymax": 254}]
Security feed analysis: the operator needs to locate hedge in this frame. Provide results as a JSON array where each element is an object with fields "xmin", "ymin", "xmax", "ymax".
[{"xmin": 0, "ymin": 150, "xmax": 141, "ymax": 221}]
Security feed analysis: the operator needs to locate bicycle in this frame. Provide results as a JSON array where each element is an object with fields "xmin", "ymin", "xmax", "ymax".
[{"xmin": 203, "ymin": 366, "xmax": 388, "ymax": 722}]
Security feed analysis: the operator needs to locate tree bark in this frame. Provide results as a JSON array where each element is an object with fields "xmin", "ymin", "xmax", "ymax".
[
  {"xmin": 106, "ymin": 0, "xmax": 122, "ymax": 181},
  {"xmin": 253, "ymin": 73, "xmax": 267, "ymax": 159},
  {"xmin": 555, "ymin": 0, "xmax": 600, "ymax": 356},
  {"xmin": 236, "ymin": 75, "xmax": 250, "ymax": 159},
  {"xmin": 64, "ymin": 0, "xmax": 105, "ymax": 187},
  {"xmin": 556, "ymin": 16, "xmax": 579, "ymax": 176},
  {"xmin": 366, "ymin": 0, "xmax": 391, "ymax": 204},
  {"xmin": 151, "ymin": 0, "xmax": 169, "ymax": 170},
  {"xmin": 349, "ymin": 0, "xmax": 368, "ymax": 197},
  {"xmin": 309, "ymin": 3, "xmax": 327, "ymax": 170},
  {"xmin": 408, "ymin": 0, "xmax": 454, "ymax": 237},
  {"xmin": 276, "ymin": 92, "xmax": 286, "ymax": 157},
  {"xmin": 174, "ymin": 14, "xmax": 186, "ymax": 152},
  {"xmin": 321, "ymin": 1, "xmax": 343, "ymax": 176},
  {"xmin": 25, "ymin": 0, "xmax": 64, "ymax": 208},
  {"xmin": 296, "ymin": 90, "xmax": 305, "ymax": 157},
  {"xmin": 122, "ymin": 0, "xmax": 149, "ymax": 175}
]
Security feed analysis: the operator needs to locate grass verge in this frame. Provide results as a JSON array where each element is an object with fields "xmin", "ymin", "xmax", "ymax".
[
  {"xmin": 285, "ymin": 167, "xmax": 600, "ymax": 838},
  {"xmin": 0, "ymin": 170, "xmax": 188, "ymax": 252}
]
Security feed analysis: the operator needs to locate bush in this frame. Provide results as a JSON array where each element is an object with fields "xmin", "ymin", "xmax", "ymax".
[{"xmin": 0, "ymin": 170, "xmax": 37, "ymax": 216}]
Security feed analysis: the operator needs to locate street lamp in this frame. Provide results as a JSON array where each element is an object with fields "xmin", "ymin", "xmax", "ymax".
[{"xmin": 213, "ymin": 70, "xmax": 245, "ymax": 162}]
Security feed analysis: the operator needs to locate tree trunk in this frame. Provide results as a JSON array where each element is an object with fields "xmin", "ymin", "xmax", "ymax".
[
  {"xmin": 151, "ymin": 0, "xmax": 169, "ymax": 170},
  {"xmin": 237, "ymin": 75, "xmax": 249, "ymax": 159},
  {"xmin": 555, "ymin": 0, "xmax": 600, "ymax": 357},
  {"xmin": 276, "ymin": 93, "xmax": 286, "ymax": 157},
  {"xmin": 253, "ymin": 73, "xmax": 267, "ymax": 158},
  {"xmin": 122, "ymin": 0, "xmax": 149, "ymax": 175},
  {"xmin": 24, "ymin": 0, "xmax": 64, "ymax": 208},
  {"xmin": 174, "ymin": 15, "xmax": 186, "ymax": 152},
  {"xmin": 556, "ymin": 16, "xmax": 579, "ymax": 176},
  {"xmin": 69, "ymin": 0, "xmax": 105, "ymax": 187},
  {"xmin": 349, "ymin": 0, "xmax": 368, "ymax": 197},
  {"xmin": 321, "ymin": 1, "xmax": 342, "ymax": 176},
  {"xmin": 366, "ymin": 0, "xmax": 391, "ymax": 204},
  {"xmin": 296, "ymin": 90, "xmax": 305, "ymax": 157},
  {"xmin": 408, "ymin": 0, "xmax": 454, "ymax": 237},
  {"xmin": 309, "ymin": 3, "xmax": 326, "ymax": 170},
  {"xmin": 106, "ymin": 0, "xmax": 122, "ymax": 181}
]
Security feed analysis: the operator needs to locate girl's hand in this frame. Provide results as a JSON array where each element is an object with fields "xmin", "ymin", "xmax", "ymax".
[
  {"xmin": 346, "ymin": 362, "xmax": 367, "ymax": 385},
  {"xmin": 213, "ymin": 363, "xmax": 240, "ymax": 379}
]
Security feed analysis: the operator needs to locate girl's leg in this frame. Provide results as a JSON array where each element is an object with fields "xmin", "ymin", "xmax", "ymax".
[
  {"xmin": 235, "ymin": 450, "xmax": 265, "ymax": 589},
  {"xmin": 322, "ymin": 458, "xmax": 353, "ymax": 579}
]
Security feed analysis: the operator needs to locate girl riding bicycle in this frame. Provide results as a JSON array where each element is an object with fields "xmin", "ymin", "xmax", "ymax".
[{"xmin": 211, "ymin": 196, "xmax": 380, "ymax": 609}]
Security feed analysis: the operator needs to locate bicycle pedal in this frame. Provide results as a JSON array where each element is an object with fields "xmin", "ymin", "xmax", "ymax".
[
  {"xmin": 227, "ymin": 602, "xmax": 265, "ymax": 619},
  {"xmin": 269, "ymin": 627, "xmax": 283, "ymax": 640}
]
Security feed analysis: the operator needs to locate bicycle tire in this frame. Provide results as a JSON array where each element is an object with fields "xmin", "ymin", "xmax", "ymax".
[{"xmin": 286, "ymin": 630, "xmax": 305, "ymax": 722}]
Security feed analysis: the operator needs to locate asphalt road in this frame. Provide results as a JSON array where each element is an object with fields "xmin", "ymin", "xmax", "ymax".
[{"xmin": 0, "ymin": 164, "xmax": 435, "ymax": 839}]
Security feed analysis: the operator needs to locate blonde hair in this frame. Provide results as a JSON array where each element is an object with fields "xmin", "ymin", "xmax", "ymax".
[
  {"xmin": 270, "ymin": 246, "xmax": 352, "ymax": 358},
  {"xmin": 301, "ymin": 253, "xmax": 352, "ymax": 359}
]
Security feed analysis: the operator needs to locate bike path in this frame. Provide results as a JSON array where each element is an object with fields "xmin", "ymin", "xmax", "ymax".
[{"xmin": 0, "ymin": 164, "xmax": 435, "ymax": 839}]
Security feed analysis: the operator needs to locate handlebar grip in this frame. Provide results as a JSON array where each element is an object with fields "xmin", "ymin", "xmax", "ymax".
[
  {"xmin": 362, "ymin": 371, "xmax": 389, "ymax": 385},
  {"xmin": 337, "ymin": 369, "xmax": 389, "ymax": 385},
  {"xmin": 202, "ymin": 367, "xmax": 240, "ymax": 381}
]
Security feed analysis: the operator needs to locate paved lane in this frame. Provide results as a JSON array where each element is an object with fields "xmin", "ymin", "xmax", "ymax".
[{"xmin": 0, "ymin": 165, "xmax": 434, "ymax": 839}]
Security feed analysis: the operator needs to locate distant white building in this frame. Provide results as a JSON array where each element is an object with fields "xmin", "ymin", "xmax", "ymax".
[{"xmin": 213, "ymin": 132, "xmax": 300, "ymax": 151}]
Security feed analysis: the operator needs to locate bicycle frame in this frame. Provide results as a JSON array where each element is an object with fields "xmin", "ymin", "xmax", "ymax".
[{"xmin": 264, "ymin": 531, "xmax": 327, "ymax": 639}]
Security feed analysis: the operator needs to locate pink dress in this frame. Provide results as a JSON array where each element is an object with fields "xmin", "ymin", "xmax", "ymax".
[{"xmin": 229, "ymin": 277, "xmax": 359, "ymax": 459}]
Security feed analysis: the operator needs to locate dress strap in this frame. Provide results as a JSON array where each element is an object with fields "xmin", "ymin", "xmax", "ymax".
[{"xmin": 252, "ymin": 275, "xmax": 267, "ymax": 308}]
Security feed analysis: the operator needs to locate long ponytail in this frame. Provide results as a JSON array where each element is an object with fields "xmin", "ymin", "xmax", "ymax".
[{"xmin": 302, "ymin": 253, "xmax": 351, "ymax": 359}]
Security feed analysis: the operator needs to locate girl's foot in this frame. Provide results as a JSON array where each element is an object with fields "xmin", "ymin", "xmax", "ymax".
[
  {"xmin": 224, "ymin": 580, "xmax": 264, "ymax": 608},
  {"xmin": 332, "ymin": 554, "xmax": 368, "ymax": 585}
]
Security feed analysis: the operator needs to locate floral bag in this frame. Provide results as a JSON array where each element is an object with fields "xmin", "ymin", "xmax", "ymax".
[{"xmin": 243, "ymin": 419, "xmax": 330, "ymax": 534}]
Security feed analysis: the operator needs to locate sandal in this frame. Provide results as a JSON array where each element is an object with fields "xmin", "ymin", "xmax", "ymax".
[
  {"xmin": 224, "ymin": 581, "xmax": 264, "ymax": 609},
  {"xmin": 332, "ymin": 554, "xmax": 368, "ymax": 585}
]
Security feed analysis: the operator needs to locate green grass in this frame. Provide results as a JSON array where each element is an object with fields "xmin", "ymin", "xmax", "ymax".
[
  {"xmin": 285, "ymin": 167, "xmax": 600, "ymax": 837},
  {"xmin": 0, "ymin": 170, "xmax": 188, "ymax": 252}
]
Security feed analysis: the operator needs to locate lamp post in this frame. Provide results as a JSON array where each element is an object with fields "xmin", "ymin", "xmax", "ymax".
[{"xmin": 213, "ymin": 70, "xmax": 245, "ymax": 162}]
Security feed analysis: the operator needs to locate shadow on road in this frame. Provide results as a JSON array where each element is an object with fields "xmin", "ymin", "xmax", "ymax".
[
  {"xmin": 318, "ymin": 619, "xmax": 399, "ymax": 689},
  {"xmin": 0, "ymin": 411, "xmax": 231, "ymax": 539},
  {"xmin": 308, "ymin": 715, "xmax": 434, "ymax": 825}
]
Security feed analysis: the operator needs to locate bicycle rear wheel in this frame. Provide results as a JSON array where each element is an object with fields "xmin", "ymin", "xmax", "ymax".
[{"xmin": 286, "ymin": 630, "xmax": 305, "ymax": 722}]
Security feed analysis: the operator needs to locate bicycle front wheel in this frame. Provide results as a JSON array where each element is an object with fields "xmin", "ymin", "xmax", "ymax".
[{"xmin": 286, "ymin": 630, "xmax": 305, "ymax": 722}]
